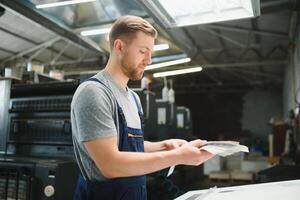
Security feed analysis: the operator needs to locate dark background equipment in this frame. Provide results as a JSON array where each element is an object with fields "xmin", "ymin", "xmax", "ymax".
[
  {"xmin": 1, "ymin": 78, "xmax": 196, "ymax": 200},
  {"xmin": 256, "ymin": 87, "xmax": 300, "ymax": 183},
  {"xmin": 0, "ymin": 78, "xmax": 79, "ymax": 200},
  {"xmin": 175, "ymin": 106, "xmax": 193, "ymax": 139},
  {"xmin": 133, "ymin": 89, "xmax": 159, "ymax": 141}
]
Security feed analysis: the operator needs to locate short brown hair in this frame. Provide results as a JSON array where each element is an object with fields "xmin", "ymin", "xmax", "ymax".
[{"xmin": 109, "ymin": 15, "xmax": 157, "ymax": 49}]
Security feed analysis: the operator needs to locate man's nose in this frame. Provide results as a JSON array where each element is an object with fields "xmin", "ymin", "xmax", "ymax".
[{"xmin": 145, "ymin": 52, "xmax": 152, "ymax": 65}]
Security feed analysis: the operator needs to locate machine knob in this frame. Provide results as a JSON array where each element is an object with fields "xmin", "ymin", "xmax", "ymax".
[{"xmin": 44, "ymin": 185, "xmax": 55, "ymax": 197}]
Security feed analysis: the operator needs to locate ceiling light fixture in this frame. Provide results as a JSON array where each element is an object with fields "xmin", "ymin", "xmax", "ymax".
[
  {"xmin": 81, "ymin": 27, "xmax": 111, "ymax": 36},
  {"xmin": 153, "ymin": 44, "xmax": 169, "ymax": 51},
  {"xmin": 145, "ymin": 57, "xmax": 191, "ymax": 71},
  {"xmin": 153, "ymin": 67, "xmax": 203, "ymax": 78},
  {"xmin": 36, "ymin": 0, "xmax": 96, "ymax": 9},
  {"xmin": 139, "ymin": 0, "xmax": 260, "ymax": 27}
]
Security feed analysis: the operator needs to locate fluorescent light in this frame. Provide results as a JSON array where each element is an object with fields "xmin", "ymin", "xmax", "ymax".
[
  {"xmin": 153, "ymin": 67, "xmax": 202, "ymax": 78},
  {"xmin": 145, "ymin": 57, "xmax": 191, "ymax": 71},
  {"xmin": 139, "ymin": 0, "xmax": 260, "ymax": 27},
  {"xmin": 81, "ymin": 28, "xmax": 111, "ymax": 36},
  {"xmin": 36, "ymin": 0, "xmax": 96, "ymax": 9},
  {"xmin": 154, "ymin": 44, "xmax": 169, "ymax": 51}
]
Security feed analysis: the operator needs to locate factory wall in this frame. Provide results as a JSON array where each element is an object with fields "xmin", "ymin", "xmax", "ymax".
[
  {"xmin": 176, "ymin": 88, "xmax": 282, "ymax": 143},
  {"xmin": 283, "ymin": 13, "xmax": 300, "ymax": 117},
  {"xmin": 241, "ymin": 89, "xmax": 282, "ymax": 140},
  {"xmin": 176, "ymin": 92, "xmax": 244, "ymax": 141}
]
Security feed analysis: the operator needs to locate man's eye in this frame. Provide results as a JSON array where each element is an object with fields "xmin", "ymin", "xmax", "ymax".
[{"xmin": 140, "ymin": 50, "xmax": 146, "ymax": 54}]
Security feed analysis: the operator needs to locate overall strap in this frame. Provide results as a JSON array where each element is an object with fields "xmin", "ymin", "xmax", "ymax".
[
  {"xmin": 88, "ymin": 77, "xmax": 112, "ymax": 93},
  {"xmin": 129, "ymin": 90, "xmax": 145, "ymax": 127},
  {"xmin": 88, "ymin": 77, "xmax": 114, "ymax": 96}
]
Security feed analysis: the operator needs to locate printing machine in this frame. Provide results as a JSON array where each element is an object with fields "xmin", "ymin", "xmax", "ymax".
[
  {"xmin": 133, "ymin": 89, "xmax": 195, "ymax": 141},
  {"xmin": 175, "ymin": 106, "xmax": 193, "ymax": 139},
  {"xmin": 0, "ymin": 78, "xmax": 79, "ymax": 200},
  {"xmin": 133, "ymin": 89, "xmax": 179, "ymax": 141},
  {"xmin": 132, "ymin": 89, "xmax": 158, "ymax": 141},
  {"xmin": 154, "ymin": 99, "xmax": 177, "ymax": 140}
]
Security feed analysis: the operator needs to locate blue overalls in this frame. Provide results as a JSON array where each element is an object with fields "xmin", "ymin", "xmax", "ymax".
[{"xmin": 73, "ymin": 78, "xmax": 147, "ymax": 200}]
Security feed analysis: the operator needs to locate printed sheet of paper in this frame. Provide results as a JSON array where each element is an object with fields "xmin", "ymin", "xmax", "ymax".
[
  {"xmin": 200, "ymin": 141, "xmax": 249, "ymax": 157},
  {"xmin": 167, "ymin": 141, "xmax": 249, "ymax": 177}
]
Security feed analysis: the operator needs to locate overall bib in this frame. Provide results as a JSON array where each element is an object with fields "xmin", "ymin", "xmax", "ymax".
[{"xmin": 73, "ymin": 78, "xmax": 147, "ymax": 200}]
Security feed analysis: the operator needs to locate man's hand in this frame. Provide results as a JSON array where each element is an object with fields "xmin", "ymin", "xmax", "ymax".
[
  {"xmin": 175, "ymin": 139, "xmax": 214, "ymax": 166},
  {"xmin": 162, "ymin": 139, "xmax": 188, "ymax": 150}
]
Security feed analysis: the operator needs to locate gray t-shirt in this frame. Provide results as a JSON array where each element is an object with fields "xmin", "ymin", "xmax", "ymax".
[{"xmin": 71, "ymin": 70, "xmax": 142, "ymax": 182}]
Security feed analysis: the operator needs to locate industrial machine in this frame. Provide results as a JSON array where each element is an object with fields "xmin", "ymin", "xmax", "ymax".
[
  {"xmin": 134, "ymin": 88, "xmax": 194, "ymax": 141},
  {"xmin": 154, "ymin": 99, "xmax": 177, "ymax": 140},
  {"xmin": 0, "ymin": 78, "xmax": 79, "ymax": 200},
  {"xmin": 0, "ymin": 156, "xmax": 78, "ymax": 200},
  {"xmin": 175, "ymin": 106, "xmax": 193, "ymax": 138},
  {"xmin": 133, "ymin": 89, "xmax": 158, "ymax": 141},
  {"xmin": 256, "ymin": 88, "xmax": 300, "ymax": 182},
  {"xmin": 0, "ymin": 77, "xmax": 195, "ymax": 199}
]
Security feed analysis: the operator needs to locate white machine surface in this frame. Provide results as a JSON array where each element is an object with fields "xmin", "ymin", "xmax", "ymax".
[{"xmin": 174, "ymin": 179, "xmax": 300, "ymax": 200}]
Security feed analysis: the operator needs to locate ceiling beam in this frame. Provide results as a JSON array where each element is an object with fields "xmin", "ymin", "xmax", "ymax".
[
  {"xmin": 261, "ymin": 0, "xmax": 298, "ymax": 13},
  {"xmin": 204, "ymin": 24, "xmax": 288, "ymax": 38},
  {"xmin": 0, "ymin": 0, "xmax": 103, "ymax": 53},
  {"xmin": 0, "ymin": 47, "xmax": 15, "ymax": 54},
  {"xmin": 220, "ymin": 68, "xmax": 257, "ymax": 84},
  {"xmin": 198, "ymin": 27, "xmax": 246, "ymax": 48},
  {"xmin": 45, "ymin": 58, "xmax": 99, "ymax": 67},
  {"xmin": 231, "ymin": 68, "xmax": 281, "ymax": 79},
  {"xmin": 251, "ymin": 19, "xmax": 262, "ymax": 50},
  {"xmin": 264, "ymin": 45, "xmax": 288, "ymax": 58},
  {"xmin": 214, "ymin": 28, "xmax": 232, "ymax": 61},
  {"xmin": 182, "ymin": 28, "xmax": 212, "ymax": 63},
  {"xmin": 1, "ymin": 37, "xmax": 61, "ymax": 64},
  {"xmin": 0, "ymin": 26, "xmax": 76, "ymax": 60},
  {"xmin": 26, "ymin": 45, "xmax": 49, "ymax": 63},
  {"xmin": 237, "ymin": 48, "xmax": 264, "ymax": 60},
  {"xmin": 48, "ymin": 42, "xmax": 71, "ymax": 65},
  {"xmin": 202, "ymin": 70, "xmax": 223, "ymax": 85},
  {"xmin": 200, "ymin": 60, "xmax": 287, "ymax": 68}
]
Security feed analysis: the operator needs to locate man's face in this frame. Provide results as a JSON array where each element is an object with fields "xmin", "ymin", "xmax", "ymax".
[{"xmin": 119, "ymin": 31, "xmax": 154, "ymax": 81}]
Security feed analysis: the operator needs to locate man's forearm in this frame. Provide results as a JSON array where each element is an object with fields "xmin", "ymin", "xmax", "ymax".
[
  {"xmin": 99, "ymin": 150, "xmax": 181, "ymax": 178},
  {"xmin": 144, "ymin": 141, "xmax": 166, "ymax": 152},
  {"xmin": 144, "ymin": 139, "xmax": 188, "ymax": 152},
  {"xmin": 85, "ymin": 137, "xmax": 210, "ymax": 180}
]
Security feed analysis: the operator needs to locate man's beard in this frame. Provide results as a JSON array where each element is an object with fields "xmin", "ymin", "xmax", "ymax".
[{"xmin": 120, "ymin": 57, "xmax": 144, "ymax": 81}]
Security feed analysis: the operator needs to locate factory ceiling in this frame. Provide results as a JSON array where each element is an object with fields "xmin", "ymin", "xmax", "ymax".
[{"xmin": 0, "ymin": 0, "xmax": 299, "ymax": 92}]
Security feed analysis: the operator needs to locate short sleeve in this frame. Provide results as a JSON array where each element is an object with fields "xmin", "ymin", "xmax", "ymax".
[{"xmin": 72, "ymin": 84, "xmax": 117, "ymax": 142}]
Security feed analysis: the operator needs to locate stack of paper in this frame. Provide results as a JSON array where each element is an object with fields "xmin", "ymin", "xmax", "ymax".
[
  {"xmin": 167, "ymin": 141, "xmax": 248, "ymax": 177},
  {"xmin": 200, "ymin": 141, "xmax": 249, "ymax": 157}
]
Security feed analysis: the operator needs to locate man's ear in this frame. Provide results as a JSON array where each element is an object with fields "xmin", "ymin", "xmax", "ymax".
[{"xmin": 113, "ymin": 39, "xmax": 124, "ymax": 55}]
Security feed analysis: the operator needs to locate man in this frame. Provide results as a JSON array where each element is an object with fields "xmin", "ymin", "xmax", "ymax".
[{"xmin": 71, "ymin": 15, "xmax": 213, "ymax": 200}]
